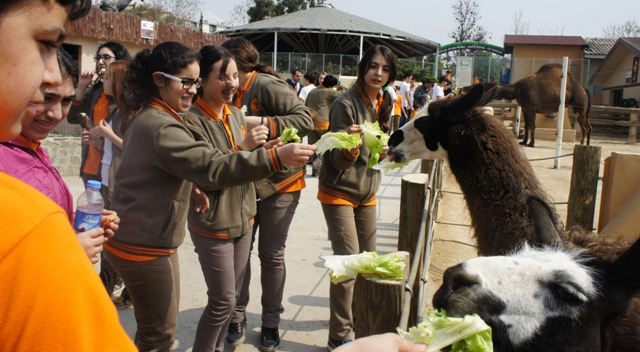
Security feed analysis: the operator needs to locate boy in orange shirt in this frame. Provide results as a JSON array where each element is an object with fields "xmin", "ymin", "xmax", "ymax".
[{"xmin": 0, "ymin": 0, "xmax": 136, "ymax": 350}]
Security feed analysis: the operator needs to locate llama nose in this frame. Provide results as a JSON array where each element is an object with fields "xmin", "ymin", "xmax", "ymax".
[{"xmin": 444, "ymin": 265, "xmax": 481, "ymax": 293}]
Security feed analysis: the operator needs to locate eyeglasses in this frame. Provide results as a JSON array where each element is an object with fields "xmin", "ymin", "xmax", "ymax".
[
  {"xmin": 94, "ymin": 54, "xmax": 115, "ymax": 62},
  {"xmin": 157, "ymin": 72, "xmax": 202, "ymax": 90}
]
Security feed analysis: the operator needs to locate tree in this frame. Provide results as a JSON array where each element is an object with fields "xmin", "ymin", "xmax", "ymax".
[
  {"xmin": 154, "ymin": 0, "xmax": 201, "ymax": 25},
  {"xmin": 223, "ymin": 0, "xmax": 252, "ymax": 27},
  {"xmin": 125, "ymin": 3, "xmax": 179, "ymax": 24},
  {"xmin": 449, "ymin": 0, "xmax": 490, "ymax": 43},
  {"xmin": 247, "ymin": 0, "xmax": 316, "ymax": 23},
  {"xmin": 603, "ymin": 19, "xmax": 640, "ymax": 37},
  {"xmin": 511, "ymin": 9, "xmax": 529, "ymax": 35}
]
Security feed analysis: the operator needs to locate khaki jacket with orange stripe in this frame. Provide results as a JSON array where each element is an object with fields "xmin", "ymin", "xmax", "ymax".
[
  {"xmin": 111, "ymin": 103, "xmax": 283, "ymax": 251},
  {"xmin": 319, "ymin": 86, "xmax": 381, "ymax": 205},
  {"xmin": 305, "ymin": 87, "xmax": 341, "ymax": 130},
  {"xmin": 183, "ymin": 101, "xmax": 282, "ymax": 239},
  {"xmin": 235, "ymin": 72, "xmax": 313, "ymax": 199}
]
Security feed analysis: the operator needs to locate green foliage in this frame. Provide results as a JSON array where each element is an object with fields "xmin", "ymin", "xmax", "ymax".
[
  {"xmin": 124, "ymin": 4, "xmax": 180, "ymax": 25},
  {"xmin": 248, "ymin": 0, "xmax": 316, "ymax": 22}
]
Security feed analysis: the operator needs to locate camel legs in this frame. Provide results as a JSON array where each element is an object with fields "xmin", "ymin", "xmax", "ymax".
[
  {"xmin": 520, "ymin": 110, "xmax": 536, "ymax": 147},
  {"xmin": 576, "ymin": 110, "xmax": 592, "ymax": 145}
]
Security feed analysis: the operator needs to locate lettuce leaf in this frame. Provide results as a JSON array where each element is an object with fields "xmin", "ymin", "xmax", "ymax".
[
  {"xmin": 321, "ymin": 252, "xmax": 405, "ymax": 284},
  {"xmin": 373, "ymin": 158, "xmax": 410, "ymax": 173},
  {"xmin": 362, "ymin": 121, "xmax": 390, "ymax": 168},
  {"xmin": 315, "ymin": 132, "xmax": 361, "ymax": 155},
  {"xmin": 398, "ymin": 310, "xmax": 493, "ymax": 352},
  {"xmin": 280, "ymin": 127, "xmax": 301, "ymax": 144}
]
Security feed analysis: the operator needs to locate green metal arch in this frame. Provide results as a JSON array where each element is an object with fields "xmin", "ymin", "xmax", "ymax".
[{"xmin": 439, "ymin": 41, "xmax": 505, "ymax": 56}]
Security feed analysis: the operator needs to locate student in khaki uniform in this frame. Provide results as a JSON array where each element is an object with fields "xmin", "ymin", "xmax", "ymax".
[
  {"xmin": 318, "ymin": 45, "xmax": 397, "ymax": 351},
  {"xmin": 222, "ymin": 37, "xmax": 314, "ymax": 352},
  {"xmin": 305, "ymin": 74, "xmax": 341, "ymax": 176},
  {"xmin": 184, "ymin": 46, "xmax": 316, "ymax": 352},
  {"xmin": 105, "ymin": 41, "xmax": 313, "ymax": 352}
]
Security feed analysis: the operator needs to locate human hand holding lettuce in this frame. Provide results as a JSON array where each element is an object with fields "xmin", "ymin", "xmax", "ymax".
[
  {"xmin": 312, "ymin": 121, "xmax": 406, "ymax": 169},
  {"xmin": 398, "ymin": 310, "xmax": 493, "ymax": 352}
]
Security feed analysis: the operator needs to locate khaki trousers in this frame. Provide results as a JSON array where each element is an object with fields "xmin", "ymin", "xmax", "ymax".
[
  {"xmin": 321, "ymin": 203, "xmax": 377, "ymax": 340},
  {"xmin": 233, "ymin": 191, "xmax": 300, "ymax": 328},
  {"xmin": 190, "ymin": 231, "xmax": 252, "ymax": 352},
  {"xmin": 105, "ymin": 251, "xmax": 180, "ymax": 352}
]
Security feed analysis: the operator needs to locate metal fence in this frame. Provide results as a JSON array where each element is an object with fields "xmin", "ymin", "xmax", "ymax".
[{"xmin": 258, "ymin": 52, "xmax": 360, "ymax": 77}]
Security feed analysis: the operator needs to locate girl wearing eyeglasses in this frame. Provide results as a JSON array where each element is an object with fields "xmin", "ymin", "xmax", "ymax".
[
  {"xmin": 67, "ymin": 41, "xmax": 131, "ymax": 187},
  {"xmin": 105, "ymin": 41, "xmax": 315, "ymax": 352}
]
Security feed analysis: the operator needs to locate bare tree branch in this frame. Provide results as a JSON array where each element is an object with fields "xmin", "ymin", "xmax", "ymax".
[
  {"xmin": 448, "ymin": 0, "xmax": 491, "ymax": 56},
  {"xmin": 603, "ymin": 19, "xmax": 640, "ymax": 37},
  {"xmin": 154, "ymin": 0, "xmax": 201, "ymax": 24},
  {"xmin": 222, "ymin": 0, "xmax": 252, "ymax": 27},
  {"xmin": 511, "ymin": 10, "xmax": 530, "ymax": 35}
]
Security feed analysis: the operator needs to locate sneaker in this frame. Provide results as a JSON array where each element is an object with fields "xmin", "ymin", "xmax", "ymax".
[
  {"xmin": 226, "ymin": 320, "xmax": 246, "ymax": 347},
  {"xmin": 260, "ymin": 326, "xmax": 280, "ymax": 352},
  {"xmin": 113, "ymin": 295, "xmax": 133, "ymax": 310},
  {"xmin": 327, "ymin": 338, "xmax": 352, "ymax": 351}
]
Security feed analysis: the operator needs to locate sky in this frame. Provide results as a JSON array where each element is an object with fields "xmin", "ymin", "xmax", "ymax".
[{"xmin": 198, "ymin": 0, "xmax": 638, "ymax": 47}]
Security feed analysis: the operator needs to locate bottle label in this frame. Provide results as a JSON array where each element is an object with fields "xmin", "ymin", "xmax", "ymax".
[{"xmin": 74, "ymin": 210, "xmax": 102, "ymax": 232}]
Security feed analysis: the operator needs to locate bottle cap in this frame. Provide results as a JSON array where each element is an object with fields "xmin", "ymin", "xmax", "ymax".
[{"xmin": 87, "ymin": 180, "xmax": 102, "ymax": 189}]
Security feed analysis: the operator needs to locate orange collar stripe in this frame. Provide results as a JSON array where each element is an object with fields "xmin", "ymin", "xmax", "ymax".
[{"xmin": 148, "ymin": 97, "xmax": 183, "ymax": 124}]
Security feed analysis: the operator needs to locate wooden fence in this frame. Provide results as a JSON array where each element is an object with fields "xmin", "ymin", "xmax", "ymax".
[{"xmin": 487, "ymin": 102, "xmax": 640, "ymax": 145}]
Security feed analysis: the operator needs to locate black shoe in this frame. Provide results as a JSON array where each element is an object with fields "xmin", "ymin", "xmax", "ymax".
[
  {"xmin": 260, "ymin": 326, "xmax": 280, "ymax": 352},
  {"xmin": 226, "ymin": 320, "xmax": 246, "ymax": 347},
  {"xmin": 327, "ymin": 338, "xmax": 353, "ymax": 351}
]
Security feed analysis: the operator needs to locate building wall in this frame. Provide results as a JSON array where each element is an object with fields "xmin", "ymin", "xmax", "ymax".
[
  {"xmin": 511, "ymin": 45, "xmax": 585, "ymax": 83},
  {"xmin": 601, "ymin": 51, "xmax": 640, "ymax": 105},
  {"xmin": 65, "ymin": 36, "xmax": 149, "ymax": 73}
]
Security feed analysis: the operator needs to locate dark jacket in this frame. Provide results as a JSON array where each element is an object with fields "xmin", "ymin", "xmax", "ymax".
[
  {"xmin": 305, "ymin": 87, "xmax": 341, "ymax": 130},
  {"xmin": 318, "ymin": 85, "xmax": 382, "ymax": 205},
  {"xmin": 235, "ymin": 72, "xmax": 313, "ymax": 199},
  {"xmin": 67, "ymin": 83, "xmax": 116, "ymax": 177}
]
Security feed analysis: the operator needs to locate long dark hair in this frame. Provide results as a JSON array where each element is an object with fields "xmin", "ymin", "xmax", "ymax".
[
  {"xmin": 0, "ymin": 0, "xmax": 91, "ymax": 21},
  {"xmin": 199, "ymin": 45, "xmax": 234, "ymax": 83},
  {"xmin": 121, "ymin": 41, "xmax": 199, "ymax": 134},
  {"xmin": 57, "ymin": 47, "xmax": 79, "ymax": 86},
  {"xmin": 221, "ymin": 37, "xmax": 279, "ymax": 78},
  {"xmin": 355, "ymin": 45, "xmax": 397, "ymax": 133},
  {"xmin": 96, "ymin": 42, "xmax": 131, "ymax": 69}
]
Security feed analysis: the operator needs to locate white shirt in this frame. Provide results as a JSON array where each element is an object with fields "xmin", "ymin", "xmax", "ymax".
[
  {"xmin": 431, "ymin": 85, "xmax": 444, "ymax": 101},
  {"xmin": 101, "ymin": 120, "xmax": 114, "ymax": 187},
  {"xmin": 399, "ymin": 82, "xmax": 411, "ymax": 107},
  {"xmin": 299, "ymin": 84, "xmax": 316, "ymax": 102}
]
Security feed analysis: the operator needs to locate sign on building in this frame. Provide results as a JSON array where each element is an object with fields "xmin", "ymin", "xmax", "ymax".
[{"xmin": 141, "ymin": 20, "xmax": 155, "ymax": 40}]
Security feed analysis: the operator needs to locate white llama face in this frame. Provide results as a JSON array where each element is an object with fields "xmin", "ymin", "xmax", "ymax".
[
  {"xmin": 387, "ymin": 110, "xmax": 448, "ymax": 163},
  {"xmin": 434, "ymin": 246, "xmax": 597, "ymax": 347}
]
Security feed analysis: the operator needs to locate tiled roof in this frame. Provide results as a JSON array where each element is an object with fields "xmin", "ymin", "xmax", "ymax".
[
  {"xmin": 584, "ymin": 37, "xmax": 617, "ymax": 56},
  {"xmin": 504, "ymin": 35, "xmax": 587, "ymax": 46}
]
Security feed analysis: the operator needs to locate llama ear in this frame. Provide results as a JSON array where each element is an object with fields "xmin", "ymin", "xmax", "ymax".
[
  {"xmin": 527, "ymin": 196, "xmax": 563, "ymax": 247},
  {"xmin": 477, "ymin": 85, "xmax": 499, "ymax": 107},
  {"xmin": 603, "ymin": 238, "xmax": 640, "ymax": 316},
  {"xmin": 446, "ymin": 84, "xmax": 486, "ymax": 121}
]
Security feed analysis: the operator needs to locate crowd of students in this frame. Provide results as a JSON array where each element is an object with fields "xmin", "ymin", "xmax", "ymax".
[{"xmin": 0, "ymin": 1, "xmax": 427, "ymax": 352}]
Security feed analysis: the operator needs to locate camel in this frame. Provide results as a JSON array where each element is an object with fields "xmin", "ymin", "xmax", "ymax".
[
  {"xmin": 388, "ymin": 84, "xmax": 562, "ymax": 256},
  {"xmin": 387, "ymin": 85, "xmax": 640, "ymax": 350},
  {"xmin": 433, "ymin": 232, "xmax": 640, "ymax": 352},
  {"xmin": 495, "ymin": 63, "xmax": 592, "ymax": 147}
]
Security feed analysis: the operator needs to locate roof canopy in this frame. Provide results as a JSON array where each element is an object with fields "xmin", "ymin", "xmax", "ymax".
[
  {"xmin": 590, "ymin": 37, "xmax": 640, "ymax": 85},
  {"xmin": 218, "ymin": 5, "xmax": 439, "ymax": 58},
  {"xmin": 503, "ymin": 35, "xmax": 588, "ymax": 54}
]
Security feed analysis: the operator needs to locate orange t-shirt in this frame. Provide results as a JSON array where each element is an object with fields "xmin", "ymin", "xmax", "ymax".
[
  {"xmin": 0, "ymin": 172, "xmax": 136, "ymax": 351},
  {"xmin": 82, "ymin": 92, "xmax": 109, "ymax": 175},
  {"xmin": 394, "ymin": 95, "xmax": 403, "ymax": 116}
]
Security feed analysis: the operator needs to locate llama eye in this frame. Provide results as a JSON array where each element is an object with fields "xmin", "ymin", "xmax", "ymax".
[{"xmin": 552, "ymin": 283, "xmax": 586, "ymax": 305}]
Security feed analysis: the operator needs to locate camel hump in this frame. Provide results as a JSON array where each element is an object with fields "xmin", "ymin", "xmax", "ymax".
[{"xmin": 537, "ymin": 63, "xmax": 562, "ymax": 73}]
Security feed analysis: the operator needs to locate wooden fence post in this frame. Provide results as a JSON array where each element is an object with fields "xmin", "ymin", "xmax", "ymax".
[
  {"xmin": 354, "ymin": 251, "xmax": 409, "ymax": 338},
  {"xmin": 629, "ymin": 113, "xmax": 638, "ymax": 145},
  {"xmin": 567, "ymin": 145, "xmax": 601, "ymax": 231},
  {"xmin": 398, "ymin": 173, "xmax": 429, "ymax": 327}
]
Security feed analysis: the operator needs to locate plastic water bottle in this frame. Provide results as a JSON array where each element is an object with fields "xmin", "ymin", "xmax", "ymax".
[{"xmin": 73, "ymin": 180, "xmax": 104, "ymax": 232}]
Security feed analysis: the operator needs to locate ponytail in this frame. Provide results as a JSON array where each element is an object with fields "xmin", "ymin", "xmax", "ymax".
[{"xmin": 121, "ymin": 42, "xmax": 199, "ymax": 134}]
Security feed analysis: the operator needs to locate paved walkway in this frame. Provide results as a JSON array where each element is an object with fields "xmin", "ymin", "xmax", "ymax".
[{"xmin": 64, "ymin": 160, "xmax": 420, "ymax": 352}]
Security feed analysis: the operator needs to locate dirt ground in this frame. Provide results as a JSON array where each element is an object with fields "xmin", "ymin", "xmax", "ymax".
[{"xmin": 424, "ymin": 130, "xmax": 640, "ymax": 310}]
